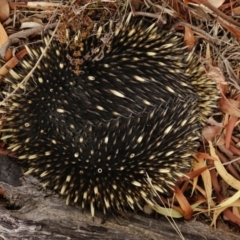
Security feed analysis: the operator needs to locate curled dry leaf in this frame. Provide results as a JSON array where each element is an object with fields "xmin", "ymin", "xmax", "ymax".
[
  {"xmin": 209, "ymin": 141, "xmax": 240, "ymax": 191},
  {"xmin": 0, "ymin": 0, "xmax": 10, "ymax": 22}
]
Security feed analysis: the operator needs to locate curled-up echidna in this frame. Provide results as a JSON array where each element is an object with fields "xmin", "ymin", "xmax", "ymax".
[{"xmin": 1, "ymin": 16, "xmax": 218, "ymax": 216}]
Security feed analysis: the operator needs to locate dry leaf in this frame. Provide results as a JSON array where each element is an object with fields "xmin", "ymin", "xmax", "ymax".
[
  {"xmin": 211, "ymin": 199, "xmax": 240, "ymax": 228},
  {"xmin": 215, "ymin": 191, "xmax": 240, "ymax": 209},
  {"xmin": 20, "ymin": 22, "xmax": 43, "ymax": 29},
  {"xmin": 0, "ymin": 22, "xmax": 11, "ymax": 60},
  {"xmin": 209, "ymin": 141, "xmax": 240, "ymax": 191},
  {"xmin": 202, "ymin": 125, "xmax": 222, "ymax": 142},
  {"xmin": 0, "ymin": 23, "xmax": 8, "ymax": 47},
  {"xmin": 233, "ymin": 6, "xmax": 240, "ymax": 16},
  {"xmin": 192, "ymin": 155, "xmax": 214, "ymax": 208},
  {"xmin": 220, "ymin": 98, "xmax": 240, "ymax": 118},
  {"xmin": 225, "ymin": 115, "xmax": 238, "ymax": 148},
  {"xmin": 0, "ymin": 0, "xmax": 10, "ymax": 22},
  {"xmin": 174, "ymin": 186, "xmax": 193, "ymax": 220},
  {"xmin": 151, "ymin": 204, "xmax": 184, "ymax": 218},
  {"xmin": 207, "ymin": 0, "xmax": 225, "ymax": 9},
  {"xmin": 232, "ymin": 206, "xmax": 240, "ymax": 218},
  {"xmin": 205, "ymin": 43, "xmax": 211, "ymax": 61},
  {"xmin": 27, "ymin": 2, "xmax": 61, "ymax": 8},
  {"xmin": 184, "ymin": 26, "xmax": 196, "ymax": 50}
]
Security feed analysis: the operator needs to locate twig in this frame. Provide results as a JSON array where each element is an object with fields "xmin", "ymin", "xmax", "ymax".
[
  {"xmin": 192, "ymin": 0, "xmax": 240, "ymax": 28},
  {"xmin": 172, "ymin": 22, "xmax": 223, "ymax": 45},
  {"xmin": 8, "ymin": 23, "xmax": 59, "ymax": 40}
]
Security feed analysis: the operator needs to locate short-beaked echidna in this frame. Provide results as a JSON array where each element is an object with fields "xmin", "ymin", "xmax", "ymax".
[{"xmin": 1, "ymin": 17, "xmax": 218, "ymax": 216}]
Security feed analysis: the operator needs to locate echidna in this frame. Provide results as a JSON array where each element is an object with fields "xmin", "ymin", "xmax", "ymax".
[{"xmin": 1, "ymin": 16, "xmax": 218, "ymax": 216}]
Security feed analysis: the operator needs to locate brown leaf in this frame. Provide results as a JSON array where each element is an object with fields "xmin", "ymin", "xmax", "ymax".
[
  {"xmin": 233, "ymin": 6, "xmax": 240, "ymax": 16},
  {"xmin": 174, "ymin": 186, "xmax": 193, "ymax": 220},
  {"xmin": 0, "ymin": 0, "xmax": 10, "ymax": 22},
  {"xmin": 207, "ymin": 0, "xmax": 224, "ymax": 8},
  {"xmin": 184, "ymin": 26, "xmax": 196, "ymax": 50},
  {"xmin": 0, "ymin": 23, "xmax": 8, "ymax": 47},
  {"xmin": 0, "ymin": 22, "xmax": 11, "ymax": 60}
]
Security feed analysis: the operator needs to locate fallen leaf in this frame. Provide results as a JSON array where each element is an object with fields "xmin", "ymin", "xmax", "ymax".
[
  {"xmin": 0, "ymin": 0, "xmax": 10, "ymax": 22},
  {"xmin": 207, "ymin": 0, "xmax": 225, "ymax": 9},
  {"xmin": 0, "ymin": 22, "xmax": 11, "ymax": 60},
  {"xmin": 184, "ymin": 26, "xmax": 196, "ymax": 50},
  {"xmin": 174, "ymin": 186, "xmax": 193, "ymax": 220},
  {"xmin": 233, "ymin": 6, "xmax": 240, "ymax": 16},
  {"xmin": 209, "ymin": 141, "xmax": 240, "ymax": 190}
]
